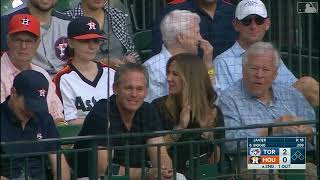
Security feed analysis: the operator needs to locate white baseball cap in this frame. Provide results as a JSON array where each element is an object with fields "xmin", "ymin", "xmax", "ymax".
[{"xmin": 235, "ymin": 0, "xmax": 268, "ymax": 20}]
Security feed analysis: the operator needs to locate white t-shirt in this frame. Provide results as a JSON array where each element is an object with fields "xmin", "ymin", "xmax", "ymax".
[{"xmin": 54, "ymin": 62, "xmax": 115, "ymax": 121}]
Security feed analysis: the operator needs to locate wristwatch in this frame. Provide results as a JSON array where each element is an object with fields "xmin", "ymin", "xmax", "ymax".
[{"xmin": 170, "ymin": 133, "xmax": 181, "ymax": 141}]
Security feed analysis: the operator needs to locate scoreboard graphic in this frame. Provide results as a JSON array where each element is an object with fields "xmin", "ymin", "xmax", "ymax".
[{"xmin": 247, "ymin": 137, "xmax": 306, "ymax": 169}]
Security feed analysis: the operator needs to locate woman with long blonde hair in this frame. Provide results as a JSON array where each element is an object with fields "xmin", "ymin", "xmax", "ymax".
[{"xmin": 152, "ymin": 53, "xmax": 224, "ymax": 177}]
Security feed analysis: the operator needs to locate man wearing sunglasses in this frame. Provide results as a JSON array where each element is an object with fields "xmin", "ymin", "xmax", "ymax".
[{"xmin": 214, "ymin": 0, "xmax": 319, "ymax": 106}]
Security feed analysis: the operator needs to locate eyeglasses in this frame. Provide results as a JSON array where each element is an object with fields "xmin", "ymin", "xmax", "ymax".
[
  {"xmin": 10, "ymin": 37, "xmax": 37, "ymax": 46},
  {"xmin": 239, "ymin": 15, "xmax": 266, "ymax": 26}
]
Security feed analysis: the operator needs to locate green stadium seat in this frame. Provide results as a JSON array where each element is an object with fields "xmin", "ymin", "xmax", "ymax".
[
  {"xmin": 57, "ymin": 124, "xmax": 82, "ymax": 138},
  {"xmin": 133, "ymin": 30, "xmax": 153, "ymax": 63},
  {"xmin": 198, "ymin": 164, "xmax": 219, "ymax": 179},
  {"xmin": 283, "ymin": 170, "xmax": 305, "ymax": 180}
]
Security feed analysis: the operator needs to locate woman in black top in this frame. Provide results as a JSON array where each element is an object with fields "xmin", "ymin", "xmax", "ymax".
[{"xmin": 152, "ymin": 53, "xmax": 224, "ymax": 178}]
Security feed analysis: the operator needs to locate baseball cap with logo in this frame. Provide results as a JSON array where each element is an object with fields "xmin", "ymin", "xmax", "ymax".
[
  {"xmin": 235, "ymin": 0, "xmax": 268, "ymax": 20},
  {"xmin": 8, "ymin": 14, "xmax": 40, "ymax": 37},
  {"xmin": 67, "ymin": 16, "xmax": 106, "ymax": 40},
  {"xmin": 13, "ymin": 70, "xmax": 49, "ymax": 113}
]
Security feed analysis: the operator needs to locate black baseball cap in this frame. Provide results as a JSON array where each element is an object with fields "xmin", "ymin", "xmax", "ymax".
[
  {"xmin": 13, "ymin": 70, "xmax": 49, "ymax": 113},
  {"xmin": 67, "ymin": 16, "xmax": 106, "ymax": 40}
]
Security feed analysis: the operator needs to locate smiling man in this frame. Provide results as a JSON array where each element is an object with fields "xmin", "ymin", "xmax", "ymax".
[{"xmin": 74, "ymin": 63, "xmax": 185, "ymax": 179}]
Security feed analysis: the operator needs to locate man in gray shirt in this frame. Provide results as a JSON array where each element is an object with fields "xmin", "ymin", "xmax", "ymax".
[{"xmin": 1, "ymin": 0, "xmax": 71, "ymax": 76}]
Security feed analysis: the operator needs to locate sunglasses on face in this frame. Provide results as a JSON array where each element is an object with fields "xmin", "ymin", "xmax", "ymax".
[{"xmin": 239, "ymin": 15, "xmax": 266, "ymax": 26}]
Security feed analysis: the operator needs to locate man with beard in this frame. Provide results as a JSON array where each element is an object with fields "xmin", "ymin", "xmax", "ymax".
[
  {"xmin": 152, "ymin": 0, "xmax": 237, "ymax": 58},
  {"xmin": 1, "ymin": 0, "xmax": 71, "ymax": 76}
]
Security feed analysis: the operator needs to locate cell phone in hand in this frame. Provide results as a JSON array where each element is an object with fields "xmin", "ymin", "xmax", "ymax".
[{"xmin": 197, "ymin": 44, "xmax": 204, "ymax": 59}]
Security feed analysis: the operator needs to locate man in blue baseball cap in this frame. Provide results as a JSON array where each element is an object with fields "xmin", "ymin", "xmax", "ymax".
[{"xmin": 0, "ymin": 70, "xmax": 70, "ymax": 180}]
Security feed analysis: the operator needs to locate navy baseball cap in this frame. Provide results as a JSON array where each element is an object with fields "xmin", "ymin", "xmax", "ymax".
[
  {"xmin": 67, "ymin": 16, "xmax": 106, "ymax": 40},
  {"xmin": 13, "ymin": 70, "xmax": 49, "ymax": 113}
]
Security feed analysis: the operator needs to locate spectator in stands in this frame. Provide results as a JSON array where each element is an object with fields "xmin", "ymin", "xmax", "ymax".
[
  {"xmin": 1, "ymin": 0, "xmax": 71, "ymax": 76},
  {"xmin": 74, "ymin": 63, "xmax": 185, "ymax": 179},
  {"xmin": 214, "ymin": 0, "xmax": 319, "ymax": 106},
  {"xmin": 152, "ymin": 0, "xmax": 237, "ymax": 58},
  {"xmin": 64, "ymin": 0, "xmax": 140, "ymax": 69},
  {"xmin": 219, "ymin": 42, "xmax": 315, "ymax": 152},
  {"xmin": 152, "ymin": 53, "xmax": 224, "ymax": 178},
  {"xmin": 1, "ymin": 14, "xmax": 64, "ymax": 123},
  {"xmin": 53, "ymin": 16, "xmax": 115, "ymax": 125},
  {"xmin": 167, "ymin": 0, "xmax": 187, "ymax": 5},
  {"xmin": 0, "ymin": 70, "xmax": 70, "ymax": 180},
  {"xmin": 144, "ymin": 10, "xmax": 214, "ymax": 102},
  {"xmin": 109, "ymin": 0, "xmax": 133, "ymax": 35}
]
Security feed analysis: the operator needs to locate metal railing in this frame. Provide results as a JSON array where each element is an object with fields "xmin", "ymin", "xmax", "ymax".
[{"xmin": 1, "ymin": 119, "xmax": 319, "ymax": 180}]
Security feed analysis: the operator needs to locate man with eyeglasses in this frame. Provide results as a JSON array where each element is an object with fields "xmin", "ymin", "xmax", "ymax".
[
  {"xmin": 1, "ymin": 0, "xmax": 71, "ymax": 76},
  {"xmin": 1, "ymin": 14, "xmax": 64, "ymax": 123},
  {"xmin": 214, "ymin": 0, "xmax": 319, "ymax": 106}
]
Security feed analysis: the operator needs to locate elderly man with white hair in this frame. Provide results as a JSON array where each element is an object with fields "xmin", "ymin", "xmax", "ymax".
[
  {"xmin": 144, "ymin": 9, "xmax": 214, "ymax": 102},
  {"xmin": 214, "ymin": 0, "xmax": 319, "ymax": 106},
  {"xmin": 219, "ymin": 41, "xmax": 316, "ymax": 180}
]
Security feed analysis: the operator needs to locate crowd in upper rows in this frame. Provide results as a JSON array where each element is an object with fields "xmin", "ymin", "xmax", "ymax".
[{"xmin": 1, "ymin": 0, "xmax": 319, "ymax": 179}]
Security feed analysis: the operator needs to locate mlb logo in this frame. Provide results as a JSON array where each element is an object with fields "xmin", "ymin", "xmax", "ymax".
[{"xmin": 297, "ymin": 2, "xmax": 318, "ymax": 13}]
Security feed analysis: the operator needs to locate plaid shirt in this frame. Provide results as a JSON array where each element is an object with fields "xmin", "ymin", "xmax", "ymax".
[
  {"xmin": 143, "ymin": 45, "xmax": 172, "ymax": 102},
  {"xmin": 1, "ymin": 53, "xmax": 64, "ymax": 120},
  {"xmin": 218, "ymin": 79, "xmax": 315, "ymax": 152},
  {"xmin": 64, "ymin": 3, "xmax": 137, "ymax": 56},
  {"xmin": 214, "ymin": 41, "xmax": 297, "ymax": 93}
]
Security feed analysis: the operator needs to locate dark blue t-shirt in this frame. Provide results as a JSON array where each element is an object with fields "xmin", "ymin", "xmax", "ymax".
[
  {"xmin": 74, "ymin": 95, "xmax": 164, "ymax": 177},
  {"xmin": 0, "ymin": 97, "xmax": 59, "ymax": 178},
  {"xmin": 152, "ymin": 0, "xmax": 238, "ymax": 58}
]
